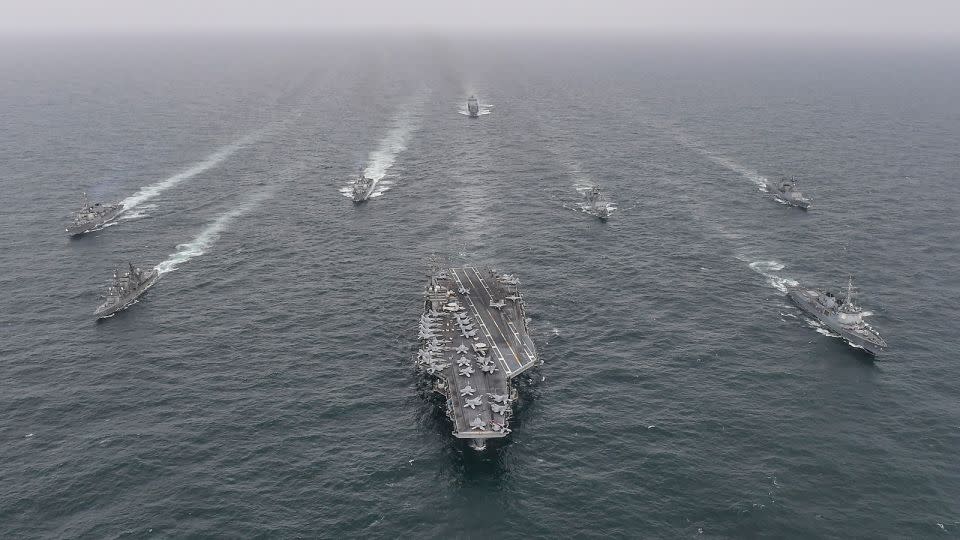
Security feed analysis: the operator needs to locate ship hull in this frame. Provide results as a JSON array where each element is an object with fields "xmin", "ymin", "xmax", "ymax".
[
  {"xmin": 95, "ymin": 271, "xmax": 159, "ymax": 319},
  {"xmin": 66, "ymin": 207, "xmax": 125, "ymax": 237},
  {"xmin": 774, "ymin": 195, "xmax": 810, "ymax": 210},
  {"xmin": 787, "ymin": 289, "xmax": 885, "ymax": 356}
]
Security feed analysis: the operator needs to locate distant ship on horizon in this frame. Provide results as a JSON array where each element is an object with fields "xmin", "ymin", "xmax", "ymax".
[{"xmin": 467, "ymin": 95, "xmax": 479, "ymax": 118}]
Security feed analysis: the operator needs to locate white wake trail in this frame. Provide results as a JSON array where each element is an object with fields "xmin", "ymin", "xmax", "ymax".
[
  {"xmin": 155, "ymin": 187, "xmax": 275, "ymax": 276},
  {"xmin": 342, "ymin": 94, "xmax": 427, "ymax": 199},
  {"xmin": 747, "ymin": 259, "xmax": 799, "ymax": 293},
  {"xmin": 121, "ymin": 131, "xmax": 262, "ymax": 211},
  {"xmin": 364, "ymin": 108, "xmax": 417, "ymax": 195},
  {"xmin": 673, "ymin": 131, "xmax": 770, "ymax": 190},
  {"xmin": 704, "ymin": 153, "xmax": 770, "ymax": 190}
]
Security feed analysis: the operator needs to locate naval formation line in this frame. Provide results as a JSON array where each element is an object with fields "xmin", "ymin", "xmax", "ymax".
[{"xmin": 65, "ymin": 94, "xmax": 887, "ymax": 450}]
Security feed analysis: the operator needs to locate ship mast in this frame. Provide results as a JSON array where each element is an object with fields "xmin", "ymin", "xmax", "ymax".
[{"xmin": 844, "ymin": 276, "xmax": 855, "ymax": 306}]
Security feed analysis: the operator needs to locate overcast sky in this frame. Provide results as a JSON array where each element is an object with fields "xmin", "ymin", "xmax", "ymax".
[{"xmin": 1, "ymin": 0, "xmax": 958, "ymax": 38}]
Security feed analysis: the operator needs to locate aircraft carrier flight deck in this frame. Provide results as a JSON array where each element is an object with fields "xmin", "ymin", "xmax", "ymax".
[{"xmin": 417, "ymin": 266, "xmax": 540, "ymax": 449}]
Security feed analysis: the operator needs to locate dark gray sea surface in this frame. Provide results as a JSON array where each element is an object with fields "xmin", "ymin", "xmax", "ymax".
[{"xmin": 1, "ymin": 34, "xmax": 958, "ymax": 538}]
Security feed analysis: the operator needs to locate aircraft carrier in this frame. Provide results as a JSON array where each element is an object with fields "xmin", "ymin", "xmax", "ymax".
[{"xmin": 417, "ymin": 266, "xmax": 540, "ymax": 450}]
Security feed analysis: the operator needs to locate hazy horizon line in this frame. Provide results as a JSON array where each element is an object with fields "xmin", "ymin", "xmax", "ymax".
[{"xmin": 2, "ymin": 27, "xmax": 959, "ymax": 45}]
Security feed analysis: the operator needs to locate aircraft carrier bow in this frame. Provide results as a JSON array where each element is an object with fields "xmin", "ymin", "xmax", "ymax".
[{"xmin": 417, "ymin": 266, "xmax": 540, "ymax": 450}]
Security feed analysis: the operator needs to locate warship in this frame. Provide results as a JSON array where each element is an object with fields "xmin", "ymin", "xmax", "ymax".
[
  {"xmin": 65, "ymin": 193, "xmax": 125, "ymax": 236},
  {"xmin": 584, "ymin": 185, "xmax": 613, "ymax": 220},
  {"xmin": 787, "ymin": 278, "xmax": 886, "ymax": 355},
  {"xmin": 467, "ymin": 95, "xmax": 479, "ymax": 118},
  {"xmin": 417, "ymin": 266, "xmax": 540, "ymax": 450},
  {"xmin": 95, "ymin": 262, "xmax": 160, "ymax": 318},
  {"xmin": 766, "ymin": 176, "xmax": 811, "ymax": 209},
  {"xmin": 351, "ymin": 168, "xmax": 376, "ymax": 203}
]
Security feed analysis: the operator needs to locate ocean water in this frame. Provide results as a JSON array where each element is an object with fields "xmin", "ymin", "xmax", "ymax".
[{"xmin": 1, "ymin": 35, "xmax": 958, "ymax": 537}]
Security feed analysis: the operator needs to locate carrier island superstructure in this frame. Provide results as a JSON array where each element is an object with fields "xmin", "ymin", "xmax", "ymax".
[{"xmin": 417, "ymin": 267, "xmax": 540, "ymax": 450}]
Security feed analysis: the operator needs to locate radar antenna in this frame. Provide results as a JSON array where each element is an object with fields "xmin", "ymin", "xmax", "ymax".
[{"xmin": 844, "ymin": 276, "xmax": 856, "ymax": 307}]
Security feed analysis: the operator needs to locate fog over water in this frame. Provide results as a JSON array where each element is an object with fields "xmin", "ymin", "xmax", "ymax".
[
  {"xmin": 2, "ymin": 0, "xmax": 959, "ymax": 39},
  {"xmin": 0, "ymin": 12, "xmax": 958, "ymax": 540}
]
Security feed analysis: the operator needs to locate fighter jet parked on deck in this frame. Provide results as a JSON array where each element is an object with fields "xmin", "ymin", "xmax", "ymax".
[
  {"xmin": 459, "ymin": 366, "xmax": 475, "ymax": 377},
  {"xmin": 470, "ymin": 416, "xmax": 486, "ymax": 430},
  {"xmin": 465, "ymin": 397, "xmax": 482, "ymax": 409},
  {"xmin": 455, "ymin": 344, "xmax": 471, "ymax": 355},
  {"xmin": 457, "ymin": 357, "xmax": 471, "ymax": 367},
  {"xmin": 460, "ymin": 385, "xmax": 476, "ymax": 396},
  {"xmin": 489, "ymin": 300, "xmax": 506, "ymax": 309},
  {"xmin": 491, "ymin": 403, "xmax": 509, "ymax": 415},
  {"xmin": 426, "ymin": 364, "xmax": 448, "ymax": 375}
]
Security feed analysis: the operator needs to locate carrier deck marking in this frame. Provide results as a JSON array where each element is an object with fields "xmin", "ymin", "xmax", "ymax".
[{"xmin": 466, "ymin": 267, "xmax": 538, "ymax": 367}]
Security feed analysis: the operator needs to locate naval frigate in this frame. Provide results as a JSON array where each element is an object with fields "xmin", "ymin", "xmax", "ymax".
[
  {"xmin": 787, "ymin": 278, "xmax": 886, "ymax": 355},
  {"xmin": 66, "ymin": 192, "xmax": 125, "ymax": 237},
  {"xmin": 95, "ymin": 262, "xmax": 159, "ymax": 318},
  {"xmin": 584, "ymin": 185, "xmax": 613, "ymax": 220},
  {"xmin": 351, "ymin": 168, "xmax": 376, "ymax": 203},
  {"xmin": 467, "ymin": 95, "xmax": 480, "ymax": 118},
  {"xmin": 417, "ymin": 266, "xmax": 540, "ymax": 450},
  {"xmin": 765, "ymin": 176, "xmax": 811, "ymax": 209}
]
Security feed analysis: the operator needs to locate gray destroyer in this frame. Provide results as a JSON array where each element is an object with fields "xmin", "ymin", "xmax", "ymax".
[
  {"xmin": 351, "ymin": 168, "xmax": 376, "ymax": 203},
  {"xmin": 467, "ymin": 95, "xmax": 479, "ymax": 118},
  {"xmin": 787, "ymin": 278, "xmax": 886, "ymax": 355},
  {"xmin": 66, "ymin": 193, "xmax": 125, "ymax": 236},
  {"xmin": 95, "ymin": 263, "xmax": 159, "ymax": 318},
  {"xmin": 765, "ymin": 177, "xmax": 810, "ymax": 209},
  {"xmin": 417, "ymin": 266, "xmax": 540, "ymax": 450},
  {"xmin": 584, "ymin": 185, "xmax": 613, "ymax": 220}
]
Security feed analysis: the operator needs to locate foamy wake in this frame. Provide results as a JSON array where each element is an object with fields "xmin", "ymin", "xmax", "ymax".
[
  {"xmin": 704, "ymin": 154, "xmax": 770, "ymax": 190},
  {"xmin": 457, "ymin": 104, "xmax": 494, "ymax": 117},
  {"xmin": 570, "ymin": 202, "xmax": 618, "ymax": 218},
  {"xmin": 808, "ymin": 319, "xmax": 841, "ymax": 338},
  {"xmin": 121, "ymin": 130, "xmax": 262, "ymax": 211},
  {"xmin": 748, "ymin": 260, "xmax": 798, "ymax": 293},
  {"xmin": 341, "ymin": 107, "xmax": 420, "ymax": 199},
  {"xmin": 674, "ymin": 133, "xmax": 770, "ymax": 191},
  {"xmin": 120, "ymin": 203, "xmax": 157, "ymax": 221},
  {"xmin": 155, "ymin": 187, "xmax": 274, "ymax": 276}
]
